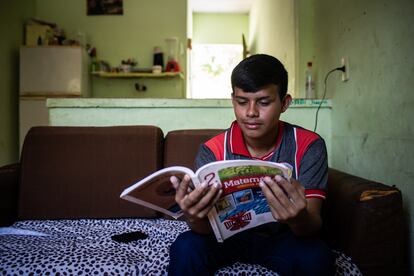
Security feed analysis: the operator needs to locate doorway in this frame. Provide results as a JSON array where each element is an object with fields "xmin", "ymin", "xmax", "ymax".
[{"xmin": 188, "ymin": 0, "xmax": 252, "ymax": 99}]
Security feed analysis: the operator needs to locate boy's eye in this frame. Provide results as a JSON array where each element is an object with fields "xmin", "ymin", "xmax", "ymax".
[
  {"xmin": 236, "ymin": 100, "xmax": 247, "ymax": 105},
  {"xmin": 259, "ymin": 100, "xmax": 270, "ymax": 106}
]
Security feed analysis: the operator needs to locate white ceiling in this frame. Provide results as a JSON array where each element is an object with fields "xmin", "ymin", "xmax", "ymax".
[{"xmin": 190, "ymin": 0, "xmax": 253, "ymax": 13}]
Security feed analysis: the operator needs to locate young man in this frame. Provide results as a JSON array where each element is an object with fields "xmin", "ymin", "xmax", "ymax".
[{"xmin": 168, "ymin": 54, "xmax": 334, "ymax": 275}]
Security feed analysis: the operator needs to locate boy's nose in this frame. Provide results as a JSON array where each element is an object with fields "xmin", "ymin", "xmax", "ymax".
[{"xmin": 247, "ymin": 103, "xmax": 259, "ymax": 117}]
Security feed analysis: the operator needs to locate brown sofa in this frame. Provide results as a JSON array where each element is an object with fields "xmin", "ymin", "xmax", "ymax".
[{"xmin": 0, "ymin": 126, "xmax": 407, "ymax": 275}]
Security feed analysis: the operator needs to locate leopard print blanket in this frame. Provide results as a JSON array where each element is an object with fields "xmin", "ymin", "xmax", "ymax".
[{"xmin": 0, "ymin": 219, "xmax": 361, "ymax": 275}]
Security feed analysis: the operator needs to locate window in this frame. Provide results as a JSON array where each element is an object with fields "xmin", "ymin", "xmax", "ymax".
[{"xmin": 190, "ymin": 43, "xmax": 242, "ymax": 99}]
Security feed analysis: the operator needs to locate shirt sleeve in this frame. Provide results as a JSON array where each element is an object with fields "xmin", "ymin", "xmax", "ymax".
[
  {"xmin": 194, "ymin": 144, "xmax": 218, "ymax": 170},
  {"xmin": 298, "ymin": 138, "xmax": 328, "ymax": 199}
]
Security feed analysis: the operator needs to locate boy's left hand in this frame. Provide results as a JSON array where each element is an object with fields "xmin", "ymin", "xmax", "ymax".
[{"xmin": 259, "ymin": 175, "xmax": 307, "ymax": 224}]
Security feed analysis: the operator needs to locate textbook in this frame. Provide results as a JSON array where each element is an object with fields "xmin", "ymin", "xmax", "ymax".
[{"xmin": 120, "ymin": 159, "xmax": 292, "ymax": 242}]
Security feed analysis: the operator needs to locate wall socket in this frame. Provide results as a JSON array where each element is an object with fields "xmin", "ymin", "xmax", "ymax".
[{"xmin": 341, "ymin": 57, "xmax": 349, "ymax": 82}]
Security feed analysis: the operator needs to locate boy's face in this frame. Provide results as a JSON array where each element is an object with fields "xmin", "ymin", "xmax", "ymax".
[{"xmin": 232, "ymin": 84, "xmax": 291, "ymax": 142}]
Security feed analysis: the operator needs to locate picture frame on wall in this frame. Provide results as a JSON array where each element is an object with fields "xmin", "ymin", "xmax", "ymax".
[{"xmin": 87, "ymin": 0, "xmax": 123, "ymax": 15}]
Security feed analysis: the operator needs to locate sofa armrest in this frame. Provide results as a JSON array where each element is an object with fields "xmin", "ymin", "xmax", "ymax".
[
  {"xmin": 0, "ymin": 163, "xmax": 19, "ymax": 226},
  {"xmin": 323, "ymin": 168, "xmax": 406, "ymax": 276}
]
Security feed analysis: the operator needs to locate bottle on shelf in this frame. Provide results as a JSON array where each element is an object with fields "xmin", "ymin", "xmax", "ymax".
[
  {"xmin": 305, "ymin": 61, "xmax": 315, "ymax": 99},
  {"xmin": 153, "ymin": 46, "xmax": 164, "ymax": 70}
]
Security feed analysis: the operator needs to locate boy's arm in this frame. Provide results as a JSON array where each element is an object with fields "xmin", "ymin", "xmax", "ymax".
[
  {"xmin": 260, "ymin": 137, "xmax": 328, "ymax": 236},
  {"xmin": 175, "ymin": 143, "xmax": 221, "ymax": 234},
  {"xmin": 260, "ymin": 176, "xmax": 323, "ymax": 236}
]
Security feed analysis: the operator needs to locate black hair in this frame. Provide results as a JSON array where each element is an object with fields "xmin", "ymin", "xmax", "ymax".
[{"xmin": 231, "ymin": 54, "xmax": 288, "ymax": 99}]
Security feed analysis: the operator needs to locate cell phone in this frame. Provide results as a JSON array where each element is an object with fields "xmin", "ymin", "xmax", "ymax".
[{"xmin": 111, "ymin": 231, "xmax": 148, "ymax": 243}]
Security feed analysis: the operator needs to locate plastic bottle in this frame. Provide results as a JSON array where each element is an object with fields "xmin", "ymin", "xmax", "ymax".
[
  {"xmin": 305, "ymin": 62, "xmax": 315, "ymax": 99},
  {"xmin": 153, "ymin": 46, "xmax": 164, "ymax": 70}
]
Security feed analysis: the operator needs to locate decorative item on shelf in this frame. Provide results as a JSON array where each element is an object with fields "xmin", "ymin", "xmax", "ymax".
[
  {"xmin": 120, "ymin": 64, "xmax": 131, "ymax": 73},
  {"xmin": 90, "ymin": 62, "xmax": 111, "ymax": 74},
  {"xmin": 25, "ymin": 18, "xmax": 68, "ymax": 46},
  {"xmin": 165, "ymin": 37, "xmax": 180, "ymax": 72},
  {"xmin": 120, "ymin": 58, "xmax": 137, "ymax": 73},
  {"xmin": 87, "ymin": 44, "xmax": 99, "ymax": 73},
  {"xmin": 166, "ymin": 60, "xmax": 180, "ymax": 72},
  {"xmin": 86, "ymin": 44, "xmax": 97, "ymax": 57}
]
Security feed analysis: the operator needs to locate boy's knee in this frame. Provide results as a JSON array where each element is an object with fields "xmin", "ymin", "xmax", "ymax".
[
  {"xmin": 170, "ymin": 231, "xmax": 207, "ymax": 256},
  {"xmin": 297, "ymin": 240, "xmax": 334, "ymax": 275},
  {"xmin": 169, "ymin": 231, "xmax": 215, "ymax": 276}
]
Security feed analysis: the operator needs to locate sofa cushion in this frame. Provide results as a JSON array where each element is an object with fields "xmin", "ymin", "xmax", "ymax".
[
  {"xmin": 1, "ymin": 219, "xmax": 361, "ymax": 275},
  {"xmin": 18, "ymin": 126, "xmax": 163, "ymax": 219},
  {"xmin": 164, "ymin": 129, "xmax": 224, "ymax": 170}
]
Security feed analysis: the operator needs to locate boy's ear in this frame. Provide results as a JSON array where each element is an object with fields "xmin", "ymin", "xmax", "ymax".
[{"xmin": 281, "ymin": 94, "xmax": 292, "ymax": 112}]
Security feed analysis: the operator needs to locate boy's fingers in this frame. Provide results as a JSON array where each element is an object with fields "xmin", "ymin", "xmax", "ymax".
[
  {"xmin": 191, "ymin": 185, "xmax": 222, "ymax": 218},
  {"xmin": 260, "ymin": 179, "xmax": 281, "ymax": 205},
  {"xmin": 182, "ymin": 181, "xmax": 210, "ymax": 208},
  {"xmin": 275, "ymin": 177, "xmax": 305, "ymax": 204},
  {"xmin": 202, "ymin": 189, "xmax": 223, "ymax": 217},
  {"xmin": 261, "ymin": 177, "xmax": 294, "ymax": 212},
  {"xmin": 170, "ymin": 176, "xmax": 179, "ymax": 189},
  {"xmin": 195, "ymin": 183, "xmax": 221, "ymax": 210},
  {"xmin": 174, "ymin": 175, "xmax": 191, "ymax": 200},
  {"xmin": 260, "ymin": 180, "xmax": 285, "ymax": 219}
]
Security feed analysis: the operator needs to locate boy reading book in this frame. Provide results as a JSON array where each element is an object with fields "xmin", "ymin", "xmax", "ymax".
[{"xmin": 168, "ymin": 54, "xmax": 334, "ymax": 275}]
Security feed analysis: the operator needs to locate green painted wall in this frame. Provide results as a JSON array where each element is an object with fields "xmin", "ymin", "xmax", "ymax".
[
  {"xmin": 193, "ymin": 13, "xmax": 249, "ymax": 44},
  {"xmin": 3, "ymin": 3, "xmax": 412, "ymax": 270},
  {"xmin": 296, "ymin": 0, "xmax": 315, "ymax": 98},
  {"xmin": 0, "ymin": 1, "xmax": 35, "ymax": 166},
  {"xmin": 300, "ymin": 0, "xmax": 414, "ymax": 271},
  {"xmin": 249, "ymin": 0, "xmax": 297, "ymax": 96},
  {"xmin": 35, "ymin": 0, "xmax": 187, "ymax": 98},
  {"xmin": 46, "ymin": 98, "xmax": 331, "ymax": 158}
]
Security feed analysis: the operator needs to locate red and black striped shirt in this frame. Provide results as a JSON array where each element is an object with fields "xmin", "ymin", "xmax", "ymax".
[{"xmin": 195, "ymin": 120, "xmax": 328, "ymax": 199}]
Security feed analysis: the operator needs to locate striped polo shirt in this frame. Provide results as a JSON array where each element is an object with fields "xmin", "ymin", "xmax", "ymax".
[{"xmin": 195, "ymin": 120, "xmax": 328, "ymax": 199}]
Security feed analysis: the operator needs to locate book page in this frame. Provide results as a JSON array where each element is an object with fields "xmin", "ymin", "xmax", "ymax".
[{"xmin": 120, "ymin": 166, "xmax": 196, "ymax": 218}]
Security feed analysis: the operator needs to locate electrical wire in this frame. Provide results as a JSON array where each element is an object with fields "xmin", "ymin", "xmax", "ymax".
[{"xmin": 313, "ymin": 66, "xmax": 345, "ymax": 132}]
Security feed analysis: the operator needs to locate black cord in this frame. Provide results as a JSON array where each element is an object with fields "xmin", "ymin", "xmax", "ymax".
[{"xmin": 313, "ymin": 66, "xmax": 345, "ymax": 132}]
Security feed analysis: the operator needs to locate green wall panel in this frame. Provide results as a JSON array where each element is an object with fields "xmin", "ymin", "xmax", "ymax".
[
  {"xmin": 299, "ymin": 0, "xmax": 414, "ymax": 271},
  {"xmin": 193, "ymin": 13, "xmax": 249, "ymax": 44},
  {"xmin": 36, "ymin": 0, "xmax": 187, "ymax": 98},
  {"xmin": 0, "ymin": 1, "xmax": 35, "ymax": 166}
]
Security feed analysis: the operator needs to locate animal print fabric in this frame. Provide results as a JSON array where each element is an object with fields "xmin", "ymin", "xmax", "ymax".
[{"xmin": 0, "ymin": 219, "xmax": 361, "ymax": 275}]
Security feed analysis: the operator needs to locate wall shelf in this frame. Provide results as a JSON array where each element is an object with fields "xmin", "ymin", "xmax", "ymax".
[{"xmin": 91, "ymin": 71, "xmax": 183, "ymax": 79}]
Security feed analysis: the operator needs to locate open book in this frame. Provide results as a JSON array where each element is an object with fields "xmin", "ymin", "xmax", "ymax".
[{"xmin": 120, "ymin": 159, "xmax": 292, "ymax": 242}]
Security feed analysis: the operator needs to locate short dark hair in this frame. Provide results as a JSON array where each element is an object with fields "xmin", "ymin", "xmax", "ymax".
[{"xmin": 231, "ymin": 54, "xmax": 288, "ymax": 99}]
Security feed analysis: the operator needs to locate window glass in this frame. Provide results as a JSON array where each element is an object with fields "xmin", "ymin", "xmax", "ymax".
[{"xmin": 191, "ymin": 43, "xmax": 242, "ymax": 99}]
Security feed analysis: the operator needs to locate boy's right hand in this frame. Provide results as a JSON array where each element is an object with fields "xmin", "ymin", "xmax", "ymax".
[{"xmin": 170, "ymin": 175, "xmax": 222, "ymax": 223}]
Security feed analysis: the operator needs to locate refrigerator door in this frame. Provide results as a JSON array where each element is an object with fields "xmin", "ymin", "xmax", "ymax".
[{"xmin": 19, "ymin": 46, "xmax": 89, "ymax": 97}]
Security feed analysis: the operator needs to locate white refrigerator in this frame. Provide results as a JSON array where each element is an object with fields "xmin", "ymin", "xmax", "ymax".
[{"xmin": 19, "ymin": 46, "xmax": 89, "ymax": 150}]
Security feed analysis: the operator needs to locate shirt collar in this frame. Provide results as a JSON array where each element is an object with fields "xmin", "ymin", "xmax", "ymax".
[{"xmin": 228, "ymin": 120, "xmax": 284, "ymax": 160}]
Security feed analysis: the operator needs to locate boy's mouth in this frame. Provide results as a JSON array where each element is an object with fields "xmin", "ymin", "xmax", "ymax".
[{"xmin": 243, "ymin": 121, "xmax": 262, "ymax": 130}]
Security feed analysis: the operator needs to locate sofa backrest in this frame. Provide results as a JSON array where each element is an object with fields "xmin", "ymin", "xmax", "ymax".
[
  {"xmin": 18, "ymin": 126, "xmax": 163, "ymax": 220},
  {"xmin": 164, "ymin": 129, "xmax": 224, "ymax": 170}
]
